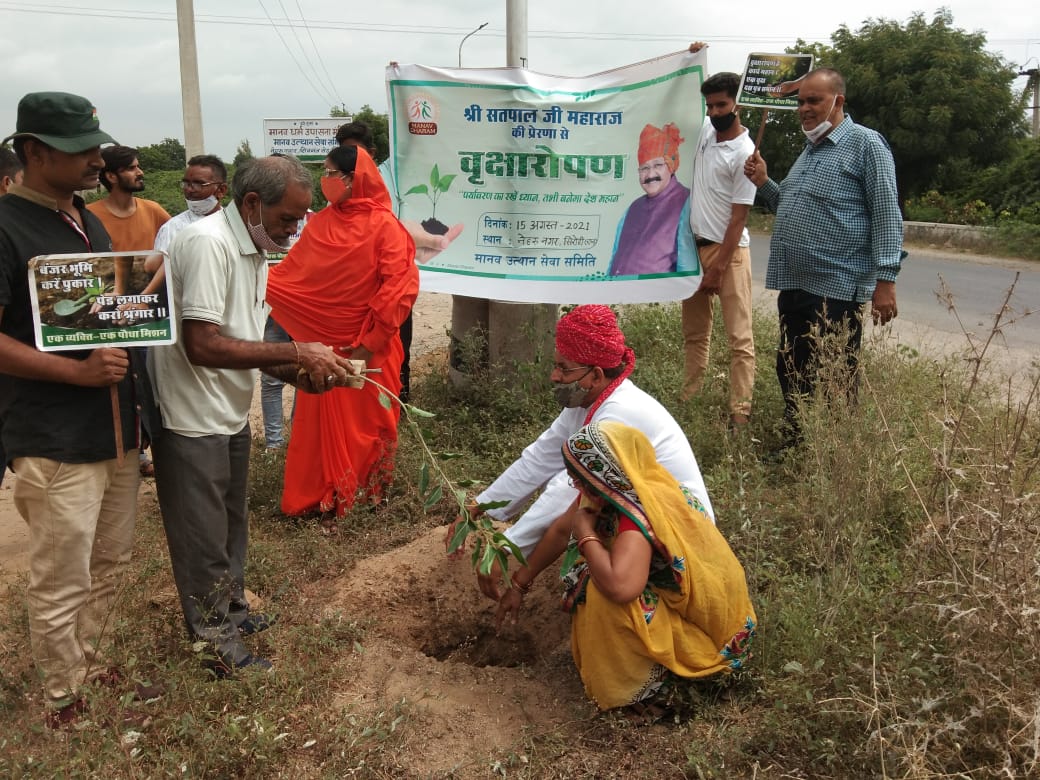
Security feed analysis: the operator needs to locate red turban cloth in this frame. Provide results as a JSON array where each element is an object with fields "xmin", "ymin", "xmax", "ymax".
[
  {"xmin": 637, "ymin": 122, "xmax": 684, "ymax": 173},
  {"xmin": 555, "ymin": 305, "xmax": 637, "ymax": 423}
]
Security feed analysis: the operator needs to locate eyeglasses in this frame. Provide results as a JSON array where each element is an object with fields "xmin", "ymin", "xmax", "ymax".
[
  {"xmin": 180, "ymin": 179, "xmax": 220, "ymax": 192},
  {"xmin": 322, "ymin": 168, "xmax": 346, "ymax": 178},
  {"xmin": 554, "ymin": 363, "xmax": 593, "ymax": 376}
]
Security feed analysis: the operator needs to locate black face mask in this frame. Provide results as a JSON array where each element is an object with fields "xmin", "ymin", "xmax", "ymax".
[{"xmin": 710, "ymin": 112, "xmax": 738, "ymax": 132}]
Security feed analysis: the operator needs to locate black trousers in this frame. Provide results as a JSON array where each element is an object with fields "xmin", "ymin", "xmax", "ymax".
[
  {"xmin": 399, "ymin": 311, "xmax": 413, "ymax": 402},
  {"xmin": 776, "ymin": 289, "xmax": 864, "ymax": 443}
]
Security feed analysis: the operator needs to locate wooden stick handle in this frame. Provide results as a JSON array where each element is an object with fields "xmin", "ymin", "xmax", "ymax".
[
  {"xmin": 754, "ymin": 108, "xmax": 770, "ymax": 153},
  {"xmin": 110, "ymin": 385, "xmax": 124, "ymax": 468}
]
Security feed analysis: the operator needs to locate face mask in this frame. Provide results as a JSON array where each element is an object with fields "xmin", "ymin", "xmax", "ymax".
[
  {"xmin": 552, "ymin": 365, "xmax": 596, "ymax": 408},
  {"xmin": 246, "ymin": 204, "xmax": 288, "ymax": 253},
  {"xmin": 710, "ymin": 112, "xmax": 737, "ymax": 132},
  {"xmin": 802, "ymin": 97, "xmax": 838, "ymax": 144},
  {"xmin": 320, "ymin": 175, "xmax": 349, "ymax": 205},
  {"xmin": 185, "ymin": 195, "xmax": 218, "ymax": 217}
]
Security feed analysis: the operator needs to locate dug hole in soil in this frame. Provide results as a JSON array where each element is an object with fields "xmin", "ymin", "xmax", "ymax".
[{"xmin": 321, "ymin": 526, "xmax": 590, "ymax": 772}]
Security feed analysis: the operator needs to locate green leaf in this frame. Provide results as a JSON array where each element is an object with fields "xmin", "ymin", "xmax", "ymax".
[
  {"xmin": 53, "ymin": 299, "xmax": 87, "ymax": 316},
  {"xmin": 446, "ymin": 519, "xmax": 473, "ymax": 554},
  {"xmin": 437, "ymin": 173, "xmax": 457, "ymax": 193},
  {"xmin": 783, "ymin": 661, "xmax": 806, "ymax": 674},
  {"xmin": 404, "ymin": 184, "xmax": 428, "ymax": 196},
  {"xmin": 502, "ymin": 538, "xmax": 527, "ymax": 566},
  {"xmin": 478, "ymin": 541, "xmax": 497, "ymax": 575},
  {"xmin": 494, "ymin": 548, "xmax": 510, "ymax": 577},
  {"xmin": 433, "ymin": 451, "xmax": 463, "ymax": 460},
  {"xmin": 453, "ymin": 488, "xmax": 469, "ymax": 507},
  {"xmin": 430, "ymin": 163, "xmax": 441, "ymax": 189},
  {"xmin": 477, "ymin": 499, "xmax": 510, "ymax": 512},
  {"xmin": 405, "ymin": 404, "xmax": 436, "ymax": 418},
  {"xmin": 418, "ymin": 463, "xmax": 430, "ymax": 496},
  {"xmin": 455, "ymin": 479, "xmax": 477, "ymax": 488},
  {"xmin": 377, "ymin": 392, "xmax": 392, "ymax": 409},
  {"xmin": 422, "ymin": 485, "xmax": 443, "ymax": 511}
]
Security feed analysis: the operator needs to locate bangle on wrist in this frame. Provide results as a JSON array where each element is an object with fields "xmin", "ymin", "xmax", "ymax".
[
  {"xmin": 510, "ymin": 572, "xmax": 531, "ymax": 595},
  {"xmin": 576, "ymin": 534, "xmax": 601, "ymax": 554},
  {"xmin": 292, "ymin": 341, "xmax": 300, "ymax": 366}
]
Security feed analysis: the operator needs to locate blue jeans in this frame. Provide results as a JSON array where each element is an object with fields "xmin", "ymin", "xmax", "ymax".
[{"xmin": 261, "ymin": 317, "xmax": 293, "ymax": 448}]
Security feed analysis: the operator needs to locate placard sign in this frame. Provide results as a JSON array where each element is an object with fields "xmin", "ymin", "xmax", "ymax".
[
  {"xmin": 28, "ymin": 252, "xmax": 177, "ymax": 351},
  {"xmin": 737, "ymin": 53, "xmax": 815, "ymax": 109}
]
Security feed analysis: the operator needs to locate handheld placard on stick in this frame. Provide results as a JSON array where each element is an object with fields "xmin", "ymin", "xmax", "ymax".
[{"xmin": 737, "ymin": 52, "xmax": 815, "ymax": 155}]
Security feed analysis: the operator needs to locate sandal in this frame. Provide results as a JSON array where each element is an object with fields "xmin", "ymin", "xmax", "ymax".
[
  {"xmin": 319, "ymin": 516, "xmax": 339, "ymax": 537},
  {"xmin": 139, "ymin": 459, "xmax": 155, "ymax": 477}
]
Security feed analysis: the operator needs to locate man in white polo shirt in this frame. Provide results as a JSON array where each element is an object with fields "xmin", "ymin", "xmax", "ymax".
[
  {"xmin": 151, "ymin": 155, "xmax": 355, "ymax": 678},
  {"xmin": 681, "ymin": 70, "xmax": 757, "ymax": 429}
]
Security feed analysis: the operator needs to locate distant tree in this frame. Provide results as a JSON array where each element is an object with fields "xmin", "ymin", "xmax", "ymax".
[
  {"xmin": 233, "ymin": 139, "xmax": 254, "ymax": 167},
  {"xmin": 962, "ymin": 136, "xmax": 1040, "ymax": 222},
  {"xmin": 328, "ymin": 104, "xmax": 390, "ymax": 163},
  {"xmin": 828, "ymin": 10, "xmax": 1024, "ymax": 204},
  {"xmin": 136, "ymin": 137, "xmax": 186, "ymax": 171}
]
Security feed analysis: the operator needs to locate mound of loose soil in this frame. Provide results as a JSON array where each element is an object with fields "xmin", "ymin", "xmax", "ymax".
[{"xmin": 323, "ymin": 526, "xmax": 593, "ymax": 773}]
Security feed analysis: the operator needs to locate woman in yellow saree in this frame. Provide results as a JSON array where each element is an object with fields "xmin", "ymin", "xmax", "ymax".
[{"xmin": 498, "ymin": 420, "xmax": 756, "ymax": 711}]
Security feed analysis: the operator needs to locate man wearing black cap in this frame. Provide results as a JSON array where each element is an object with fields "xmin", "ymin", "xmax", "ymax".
[{"xmin": 0, "ymin": 92, "xmax": 161, "ymax": 727}]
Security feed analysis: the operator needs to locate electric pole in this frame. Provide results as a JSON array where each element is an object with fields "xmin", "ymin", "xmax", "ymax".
[
  {"xmin": 1020, "ymin": 68, "xmax": 1039, "ymax": 138},
  {"xmin": 176, "ymin": 0, "xmax": 205, "ymax": 158},
  {"xmin": 449, "ymin": 0, "xmax": 557, "ymax": 386}
]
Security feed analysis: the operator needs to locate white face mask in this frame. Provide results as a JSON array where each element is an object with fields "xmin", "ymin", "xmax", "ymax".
[
  {"xmin": 185, "ymin": 195, "xmax": 219, "ymax": 217},
  {"xmin": 802, "ymin": 96, "xmax": 838, "ymax": 144}
]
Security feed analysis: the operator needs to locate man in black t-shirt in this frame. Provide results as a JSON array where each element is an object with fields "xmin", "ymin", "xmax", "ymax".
[{"xmin": 0, "ymin": 92, "xmax": 160, "ymax": 728}]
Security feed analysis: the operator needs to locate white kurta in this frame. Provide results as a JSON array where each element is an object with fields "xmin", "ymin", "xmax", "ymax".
[{"xmin": 476, "ymin": 379, "xmax": 714, "ymax": 557}]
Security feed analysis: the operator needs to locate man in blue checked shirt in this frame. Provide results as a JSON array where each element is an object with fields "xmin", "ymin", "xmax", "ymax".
[{"xmin": 744, "ymin": 67, "xmax": 903, "ymax": 447}]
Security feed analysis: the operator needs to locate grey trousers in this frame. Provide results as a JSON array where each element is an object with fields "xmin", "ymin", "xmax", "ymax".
[{"xmin": 153, "ymin": 425, "xmax": 253, "ymax": 665}]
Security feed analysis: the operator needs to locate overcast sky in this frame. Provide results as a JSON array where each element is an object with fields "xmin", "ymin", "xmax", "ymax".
[{"xmin": 0, "ymin": 1, "xmax": 1036, "ymax": 161}]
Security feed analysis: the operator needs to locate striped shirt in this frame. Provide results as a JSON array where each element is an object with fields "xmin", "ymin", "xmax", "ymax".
[{"xmin": 759, "ymin": 117, "xmax": 903, "ymax": 302}]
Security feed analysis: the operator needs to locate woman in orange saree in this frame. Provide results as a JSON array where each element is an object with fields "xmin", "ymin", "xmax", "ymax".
[{"xmin": 266, "ymin": 145, "xmax": 418, "ymax": 521}]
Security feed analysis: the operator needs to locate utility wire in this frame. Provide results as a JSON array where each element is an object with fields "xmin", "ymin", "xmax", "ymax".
[
  {"xmin": 276, "ymin": 0, "xmax": 342, "ymax": 106},
  {"xmin": 255, "ymin": 0, "xmax": 334, "ymax": 106},
  {"xmin": 0, "ymin": 2, "xmax": 1035, "ymax": 50},
  {"xmin": 295, "ymin": 0, "xmax": 344, "ymax": 105}
]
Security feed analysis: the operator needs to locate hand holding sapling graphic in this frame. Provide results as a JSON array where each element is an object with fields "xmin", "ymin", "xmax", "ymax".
[{"xmin": 404, "ymin": 163, "xmax": 463, "ymax": 263}]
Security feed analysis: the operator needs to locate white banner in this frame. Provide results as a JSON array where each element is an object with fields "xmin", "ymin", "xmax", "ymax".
[{"xmin": 386, "ymin": 50, "xmax": 708, "ymax": 304}]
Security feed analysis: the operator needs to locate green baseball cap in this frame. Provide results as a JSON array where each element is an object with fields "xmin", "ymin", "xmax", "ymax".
[{"xmin": 2, "ymin": 91, "xmax": 116, "ymax": 153}]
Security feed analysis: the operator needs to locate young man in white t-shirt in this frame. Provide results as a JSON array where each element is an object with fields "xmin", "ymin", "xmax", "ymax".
[{"xmin": 682, "ymin": 70, "xmax": 758, "ymax": 428}]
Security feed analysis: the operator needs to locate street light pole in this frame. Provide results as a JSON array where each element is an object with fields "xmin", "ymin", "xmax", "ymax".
[{"xmin": 458, "ymin": 22, "xmax": 489, "ymax": 68}]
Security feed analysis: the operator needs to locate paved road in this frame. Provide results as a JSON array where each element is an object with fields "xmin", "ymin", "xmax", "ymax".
[{"xmin": 748, "ymin": 235, "xmax": 1040, "ymax": 356}]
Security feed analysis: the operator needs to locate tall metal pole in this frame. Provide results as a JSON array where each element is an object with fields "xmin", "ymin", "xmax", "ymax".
[
  {"xmin": 176, "ymin": 0, "xmax": 205, "ymax": 159},
  {"xmin": 450, "ymin": 0, "xmax": 555, "ymax": 386},
  {"xmin": 458, "ymin": 22, "xmax": 489, "ymax": 68},
  {"xmin": 488, "ymin": 0, "xmax": 557, "ymax": 374}
]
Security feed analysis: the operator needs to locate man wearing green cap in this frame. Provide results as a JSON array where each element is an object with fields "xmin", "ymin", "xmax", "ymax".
[{"xmin": 0, "ymin": 92, "xmax": 162, "ymax": 727}]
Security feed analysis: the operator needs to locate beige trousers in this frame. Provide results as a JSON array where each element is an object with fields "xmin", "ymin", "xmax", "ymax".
[
  {"xmin": 13, "ymin": 452, "xmax": 139, "ymax": 706},
  {"xmin": 681, "ymin": 243, "xmax": 756, "ymax": 417}
]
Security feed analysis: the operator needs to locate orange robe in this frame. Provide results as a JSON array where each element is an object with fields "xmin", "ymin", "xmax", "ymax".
[{"xmin": 266, "ymin": 150, "xmax": 418, "ymax": 516}]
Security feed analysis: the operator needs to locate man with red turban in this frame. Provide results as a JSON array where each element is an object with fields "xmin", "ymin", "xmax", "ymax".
[
  {"xmin": 447, "ymin": 304, "xmax": 715, "ymax": 600},
  {"xmin": 608, "ymin": 123, "xmax": 697, "ymax": 277}
]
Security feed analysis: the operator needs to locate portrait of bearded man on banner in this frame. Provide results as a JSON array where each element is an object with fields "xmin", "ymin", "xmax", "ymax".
[{"xmin": 608, "ymin": 122, "xmax": 696, "ymax": 277}]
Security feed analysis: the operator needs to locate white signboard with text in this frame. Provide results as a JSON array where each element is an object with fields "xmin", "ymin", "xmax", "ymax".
[{"xmin": 262, "ymin": 117, "xmax": 345, "ymax": 161}]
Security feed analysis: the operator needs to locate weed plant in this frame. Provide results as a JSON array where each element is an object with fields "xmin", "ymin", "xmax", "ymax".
[{"xmin": 0, "ymin": 297, "xmax": 1035, "ymax": 777}]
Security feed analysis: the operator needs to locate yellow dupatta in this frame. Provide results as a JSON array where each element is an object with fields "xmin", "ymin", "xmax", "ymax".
[{"xmin": 562, "ymin": 421, "xmax": 757, "ymax": 709}]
